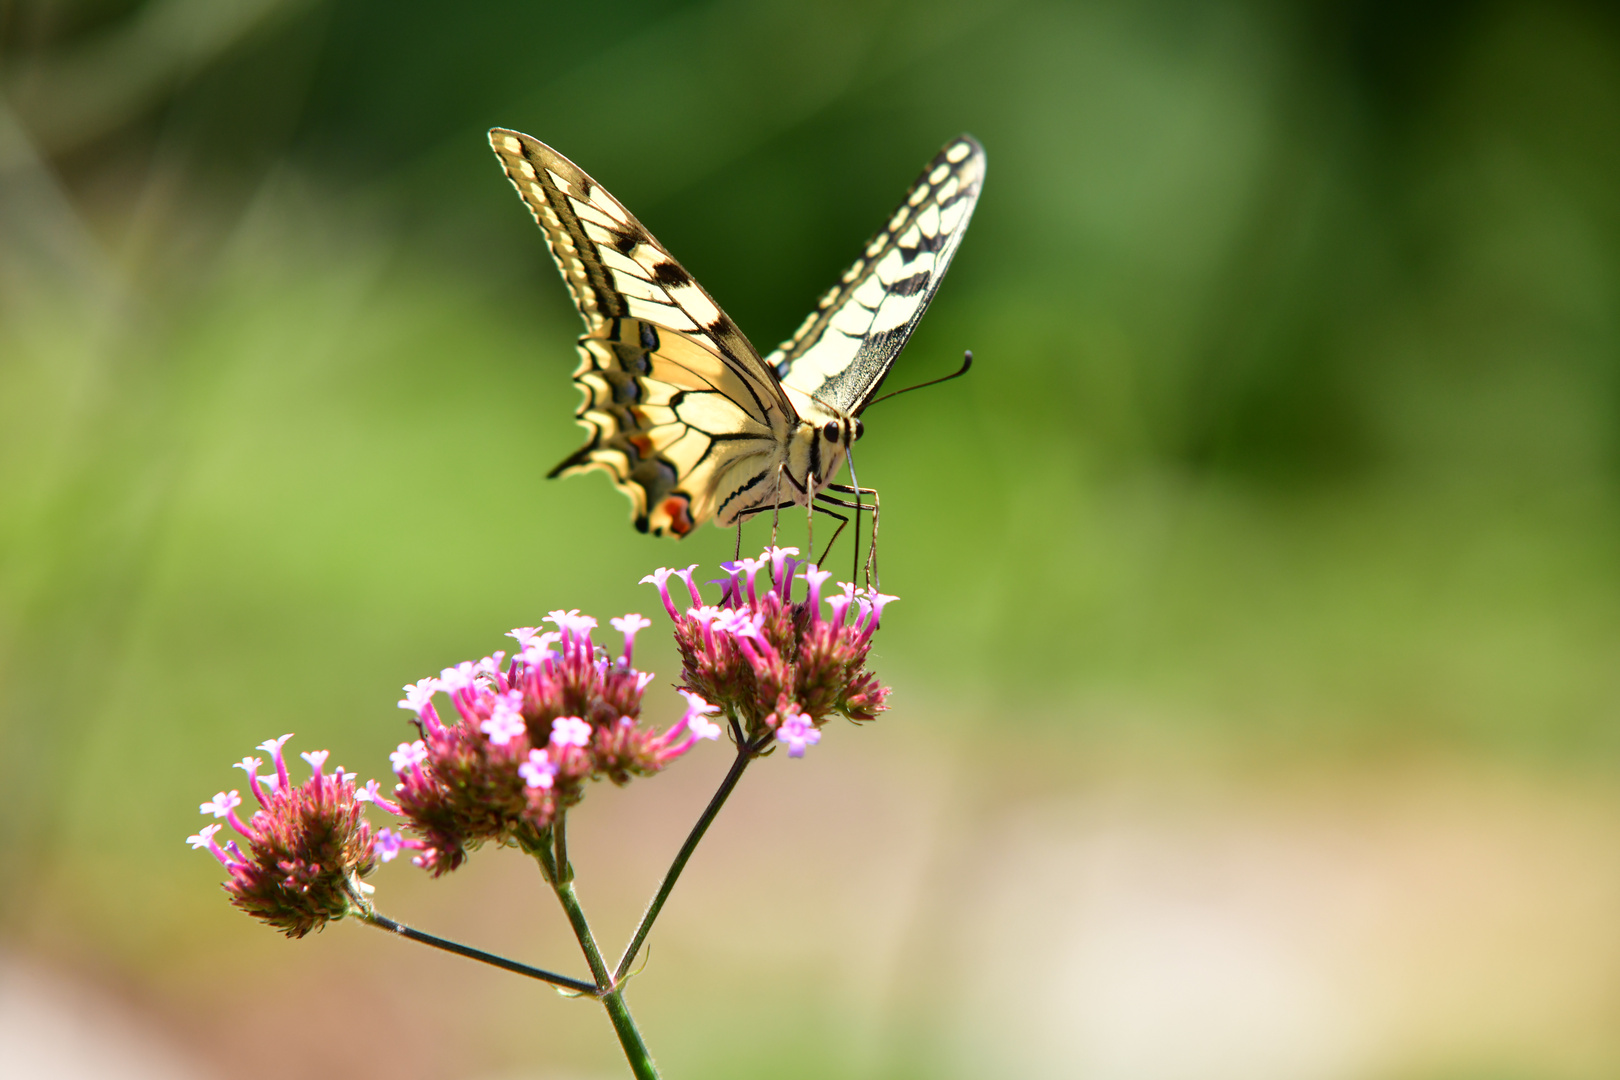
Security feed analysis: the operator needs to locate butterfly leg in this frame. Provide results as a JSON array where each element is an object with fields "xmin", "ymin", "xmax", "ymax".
[
  {"xmin": 734, "ymin": 500, "xmax": 801, "ymax": 557},
  {"xmin": 736, "ymin": 501, "xmax": 799, "ymax": 524},
  {"xmin": 805, "ymin": 480, "xmax": 816, "ymax": 562},
  {"xmin": 822, "ymin": 484, "xmax": 880, "ymax": 587},
  {"xmin": 734, "ymin": 521, "xmax": 743, "ymax": 562},
  {"xmin": 769, "ymin": 463, "xmax": 792, "ymax": 548},
  {"xmin": 809, "ymin": 500, "xmax": 850, "ymax": 567},
  {"xmin": 811, "ymin": 493, "xmax": 858, "ymax": 574},
  {"xmin": 766, "ymin": 463, "xmax": 817, "ymax": 558}
]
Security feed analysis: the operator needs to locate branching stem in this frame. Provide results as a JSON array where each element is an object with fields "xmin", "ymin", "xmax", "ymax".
[
  {"xmin": 357, "ymin": 911, "xmax": 597, "ymax": 995},
  {"xmin": 543, "ymin": 816, "xmax": 662, "ymax": 1080}
]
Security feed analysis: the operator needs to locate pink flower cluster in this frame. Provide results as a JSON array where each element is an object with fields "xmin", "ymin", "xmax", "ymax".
[
  {"xmin": 188, "ymin": 735, "xmax": 378, "ymax": 938},
  {"xmin": 188, "ymin": 555, "xmax": 899, "ymax": 942},
  {"xmin": 384, "ymin": 609, "xmax": 721, "ymax": 875},
  {"xmin": 644, "ymin": 547, "xmax": 894, "ymax": 756}
]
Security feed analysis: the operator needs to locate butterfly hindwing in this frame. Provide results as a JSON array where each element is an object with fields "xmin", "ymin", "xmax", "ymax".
[
  {"xmin": 548, "ymin": 317, "xmax": 786, "ymax": 535},
  {"xmin": 490, "ymin": 128, "xmax": 796, "ymax": 535},
  {"xmin": 769, "ymin": 136, "xmax": 986, "ymax": 415}
]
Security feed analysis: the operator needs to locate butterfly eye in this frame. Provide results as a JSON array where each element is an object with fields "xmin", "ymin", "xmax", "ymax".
[
  {"xmin": 853, "ymin": 419, "xmax": 865, "ymax": 441},
  {"xmin": 822, "ymin": 421, "xmax": 840, "ymax": 442}
]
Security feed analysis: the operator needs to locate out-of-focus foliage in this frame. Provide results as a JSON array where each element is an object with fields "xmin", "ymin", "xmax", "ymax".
[{"xmin": 5, "ymin": 2, "xmax": 1620, "ymax": 1078}]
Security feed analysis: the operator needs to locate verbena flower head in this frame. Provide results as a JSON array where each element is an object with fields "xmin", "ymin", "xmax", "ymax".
[
  {"xmin": 645, "ymin": 548, "xmax": 893, "ymax": 755},
  {"xmin": 388, "ymin": 609, "xmax": 718, "ymax": 875},
  {"xmin": 188, "ymin": 735, "xmax": 380, "ymax": 938}
]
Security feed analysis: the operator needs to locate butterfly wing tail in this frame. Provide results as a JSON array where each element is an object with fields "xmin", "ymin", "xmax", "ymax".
[{"xmin": 547, "ymin": 445, "xmax": 594, "ymax": 479}]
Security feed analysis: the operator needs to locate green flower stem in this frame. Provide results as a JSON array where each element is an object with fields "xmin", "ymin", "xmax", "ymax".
[
  {"xmin": 554, "ymin": 813, "xmax": 572, "ymax": 883},
  {"xmin": 599, "ymin": 984, "xmax": 659, "ymax": 1080},
  {"xmin": 553, "ymin": 878, "xmax": 611, "ymax": 986},
  {"xmin": 613, "ymin": 728, "xmax": 769, "ymax": 982},
  {"xmin": 357, "ymin": 911, "xmax": 597, "ymax": 995},
  {"xmin": 544, "ymin": 817, "xmax": 662, "ymax": 1080}
]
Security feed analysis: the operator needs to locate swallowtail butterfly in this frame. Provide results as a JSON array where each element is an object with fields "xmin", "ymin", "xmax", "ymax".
[{"xmin": 489, "ymin": 128, "xmax": 984, "ymax": 544}]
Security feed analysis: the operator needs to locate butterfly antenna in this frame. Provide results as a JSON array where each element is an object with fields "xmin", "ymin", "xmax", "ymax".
[{"xmin": 861, "ymin": 350, "xmax": 973, "ymax": 411}]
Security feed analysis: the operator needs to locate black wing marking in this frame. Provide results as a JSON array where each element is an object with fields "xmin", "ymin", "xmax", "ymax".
[{"xmin": 769, "ymin": 135, "xmax": 985, "ymax": 416}]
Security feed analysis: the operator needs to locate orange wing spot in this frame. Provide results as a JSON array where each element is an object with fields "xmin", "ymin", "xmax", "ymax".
[
  {"xmin": 627, "ymin": 434, "xmax": 654, "ymax": 458},
  {"xmin": 662, "ymin": 495, "xmax": 694, "ymax": 537}
]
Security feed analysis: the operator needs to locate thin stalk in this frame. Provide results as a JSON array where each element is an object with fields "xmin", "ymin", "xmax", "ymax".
[
  {"xmin": 357, "ymin": 911, "xmax": 597, "ymax": 995},
  {"xmin": 613, "ymin": 730, "xmax": 767, "ymax": 982}
]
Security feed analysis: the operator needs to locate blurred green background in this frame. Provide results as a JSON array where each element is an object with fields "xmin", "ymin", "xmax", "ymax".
[{"xmin": 5, "ymin": 1, "xmax": 1620, "ymax": 1077}]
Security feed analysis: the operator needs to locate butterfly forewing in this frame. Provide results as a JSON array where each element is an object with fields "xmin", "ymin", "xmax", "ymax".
[
  {"xmin": 768, "ymin": 136, "xmax": 986, "ymax": 415},
  {"xmin": 490, "ymin": 128, "xmax": 795, "ymax": 536}
]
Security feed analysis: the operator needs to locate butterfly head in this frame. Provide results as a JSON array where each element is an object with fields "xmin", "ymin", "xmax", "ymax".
[{"xmin": 819, "ymin": 418, "xmax": 864, "ymax": 445}]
